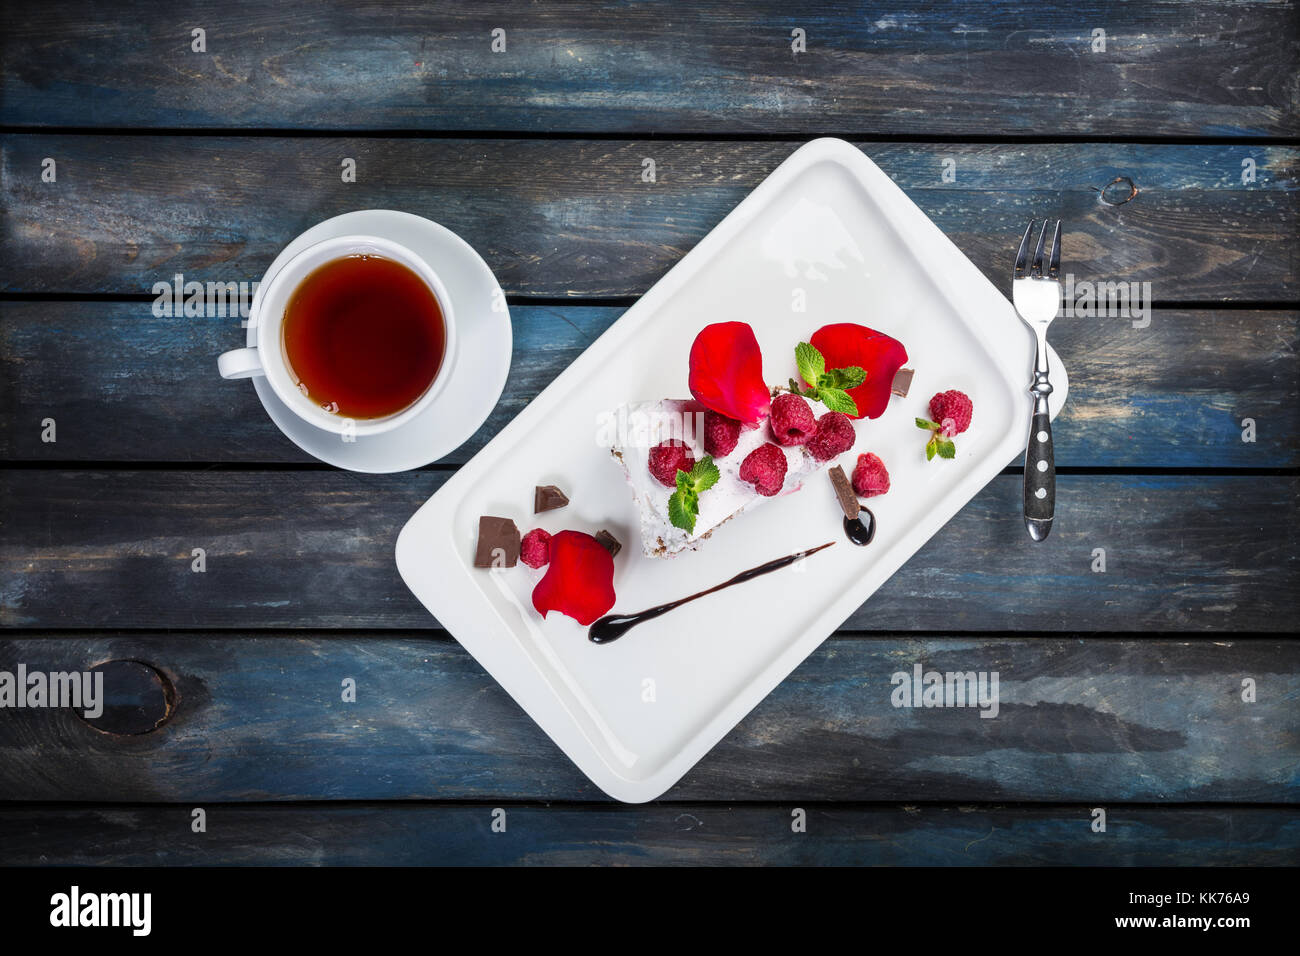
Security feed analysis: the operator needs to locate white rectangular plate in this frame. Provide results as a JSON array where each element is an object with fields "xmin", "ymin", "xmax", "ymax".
[{"xmin": 396, "ymin": 138, "xmax": 1067, "ymax": 803}]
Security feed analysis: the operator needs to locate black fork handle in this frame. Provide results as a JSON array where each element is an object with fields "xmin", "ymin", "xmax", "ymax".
[{"xmin": 1023, "ymin": 370, "xmax": 1054, "ymax": 541}]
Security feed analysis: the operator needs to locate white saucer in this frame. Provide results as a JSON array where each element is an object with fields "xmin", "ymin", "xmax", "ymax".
[{"xmin": 245, "ymin": 210, "xmax": 512, "ymax": 472}]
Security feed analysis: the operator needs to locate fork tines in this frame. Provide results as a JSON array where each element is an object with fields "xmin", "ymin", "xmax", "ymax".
[{"xmin": 1015, "ymin": 219, "xmax": 1062, "ymax": 279}]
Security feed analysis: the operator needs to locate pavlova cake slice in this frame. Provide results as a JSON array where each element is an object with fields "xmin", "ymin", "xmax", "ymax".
[{"xmin": 608, "ymin": 321, "xmax": 910, "ymax": 557}]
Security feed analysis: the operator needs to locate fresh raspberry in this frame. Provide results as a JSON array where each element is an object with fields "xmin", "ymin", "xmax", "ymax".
[
  {"xmin": 703, "ymin": 409, "xmax": 742, "ymax": 457},
  {"xmin": 520, "ymin": 528, "xmax": 552, "ymax": 569},
  {"xmin": 648, "ymin": 439, "xmax": 696, "ymax": 488},
  {"xmin": 739, "ymin": 442, "xmax": 788, "ymax": 496},
  {"xmin": 805, "ymin": 412, "xmax": 856, "ymax": 462},
  {"xmin": 852, "ymin": 453, "xmax": 890, "ymax": 497},
  {"xmin": 929, "ymin": 390, "xmax": 974, "ymax": 437},
  {"xmin": 768, "ymin": 393, "xmax": 816, "ymax": 446}
]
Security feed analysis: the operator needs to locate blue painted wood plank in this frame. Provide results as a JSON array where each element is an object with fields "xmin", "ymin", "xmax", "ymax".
[
  {"xmin": 1, "ymin": 303, "xmax": 1293, "ymax": 468},
  {"xmin": 1, "ymin": 471, "xmax": 1294, "ymax": 631},
  {"xmin": 0, "ymin": 804, "xmax": 1296, "ymax": 865},
  {"xmin": 0, "ymin": 635, "xmax": 1295, "ymax": 803},
  {"xmin": 2, "ymin": 1, "xmax": 1295, "ymax": 137},
  {"xmin": 1, "ymin": 137, "xmax": 1294, "ymax": 300}
]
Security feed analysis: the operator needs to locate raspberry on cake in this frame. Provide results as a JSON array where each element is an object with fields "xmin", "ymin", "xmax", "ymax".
[
  {"xmin": 703, "ymin": 409, "xmax": 742, "ymax": 457},
  {"xmin": 739, "ymin": 442, "xmax": 789, "ymax": 496},
  {"xmin": 769, "ymin": 393, "xmax": 816, "ymax": 446},
  {"xmin": 805, "ymin": 412, "xmax": 856, "ymax": 461},
  {"xmin": 647, "ymin": 439, "xmax": 696, "ymax": 488}
]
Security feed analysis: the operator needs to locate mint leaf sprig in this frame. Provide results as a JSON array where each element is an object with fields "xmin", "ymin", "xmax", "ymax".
[
  {"xmin": 789, "ymin": 342, "xmax": 866, "ymax": 416},
  {"xmin": 668, "ymin": 455, "xmax": 721, "ymax": 533},
  {"xmin": 915, "ymin": 418, "xmax": 957, "ymax": 461}
]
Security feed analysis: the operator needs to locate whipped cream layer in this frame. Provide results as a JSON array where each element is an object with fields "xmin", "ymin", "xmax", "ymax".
[{"xmin": 608, "ymin": 395, "xmax": 835, "ymax": 557}]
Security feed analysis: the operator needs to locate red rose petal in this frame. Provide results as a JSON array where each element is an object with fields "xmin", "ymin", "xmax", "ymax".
[
  {"xmin": 688, "ymin": 322, "xmax": 771, "ymax": 425},
  {"xmin": 531, "ymin": 530, "xmax": 616, "ymax": 626},
  {"xmin": 810, "ymin": 323, "xmax": 908, "ymax": 420}
]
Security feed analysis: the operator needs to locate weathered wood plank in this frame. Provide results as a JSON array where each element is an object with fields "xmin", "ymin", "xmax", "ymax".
[
  {"xmin": 2, "ymin": 137, "xmax": 1295, "ymax": 300},
  {"xmin": 2, "ymin": 1, "xmax": 1296, "ymax": 137},
  {"xmin": 2, "ymin": 303, "xmax": 1294, "ymax": 468},
  {"xmin": 0, "ymin": 803, "xmax": 1295, "ymax": 866},
  {"xmin": 0, "ymin": 634, "xmax": 1294, "ymax": 803},
  {"xmin": 0, "ymin": 472, "xmax": 1295, "ymax": 631}
]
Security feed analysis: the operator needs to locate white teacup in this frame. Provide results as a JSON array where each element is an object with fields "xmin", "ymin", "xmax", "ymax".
[{"xmin": 218, "ymin": 235, "xmax": 457, "ymax": 437}]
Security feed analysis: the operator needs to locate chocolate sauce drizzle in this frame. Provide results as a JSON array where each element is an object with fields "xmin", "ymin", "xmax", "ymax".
[
  {"xmin": 588, "ymin": 541, "xmax": 835, "ymax": 644},
  {"xmin": 843, "ymin": 507, "xmax": 876, "ymax": 546}
]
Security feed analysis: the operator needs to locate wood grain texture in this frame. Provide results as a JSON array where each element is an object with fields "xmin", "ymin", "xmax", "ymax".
[
  {"xmin": 0, "ymin": 471, "xmax": 1295, "ymax": 632},
  {"xmin": 0, "ymin": 803, "xmax": 1296, "ymax": 865},
  {"xmin": 2, "ymin": 1, "xmax": 1296, "ymax": 137},
  {"xmin": 2, "ymin": 137, "xmax": 1295, "ymax": 300},
  {"xmin": 0, "ymin": 635, "xmax": 1295, "ymax": 803},
  {"xmin": 1, "ymin": 303, "xmax": 1295, "ymax": 468}
]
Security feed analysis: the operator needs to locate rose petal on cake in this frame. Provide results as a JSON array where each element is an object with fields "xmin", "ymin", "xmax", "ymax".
[
  {"xmin": 688, "ymin": 322, "xmax": 771, "ymax": 425},
  {"xmin": 531, "ymin": 530, "xmax": 617, "ymax": 625},
  {"xmin": 810, "ymin": 323, "xmax": 909, "ymax": 420}
]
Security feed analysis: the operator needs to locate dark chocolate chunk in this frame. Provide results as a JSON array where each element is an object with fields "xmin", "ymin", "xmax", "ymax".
[
  {"xmin": 594, "ymin": 529, "xmax": 622, "ymax": 558},
  {"xmin": 534, "ymin": 484, "xmax": 570, "ymax": 513},
  {"xmin": 474, "ymin": 516, "xmax": 520, "ymax": 568},
  {"xmin": 891, "ymin": 367, "xmax": 914, "ymax": 397},
  {"xmin": 828, "ymin": 466, "xmax": 860, "ymax": 519}
]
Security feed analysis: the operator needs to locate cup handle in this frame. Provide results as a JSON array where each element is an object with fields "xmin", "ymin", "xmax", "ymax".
[{"xmin": 218, "ymin": 347, "xmax": 265, "ymax": 380}]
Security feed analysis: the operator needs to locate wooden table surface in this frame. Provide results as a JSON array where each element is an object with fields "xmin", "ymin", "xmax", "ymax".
[{"xmin": 1, "ymin": 1, "xmax": 1297, "ymax": 865}]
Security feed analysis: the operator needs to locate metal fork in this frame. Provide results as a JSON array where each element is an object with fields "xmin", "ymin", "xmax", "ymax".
[{"xmin": 1012, "ymin": 220, "xmax": 1062, "ymax": 542}]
